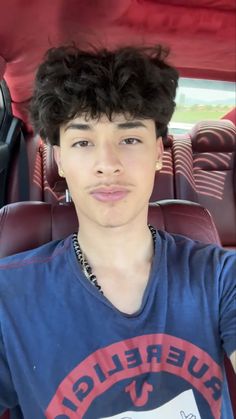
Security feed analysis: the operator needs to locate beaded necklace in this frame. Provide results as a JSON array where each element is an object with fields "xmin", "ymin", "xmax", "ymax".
[{"xmin": 72, "ymin": 225, "xmax": 157, "ymax": 294}]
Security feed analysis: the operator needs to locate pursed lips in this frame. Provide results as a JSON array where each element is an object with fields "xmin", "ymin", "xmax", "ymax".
[{"xmin": 90, "ymin": 186, "xmax": 130, "ymax": 202}]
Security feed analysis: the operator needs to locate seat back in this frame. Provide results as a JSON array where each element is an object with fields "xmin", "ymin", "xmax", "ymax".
[
  {"xmin": 41, "ymin": 144, "xmax": 67, "ymax": 204},
  {"xmin": 6, "ymin": 134, "xmax": 44, "ymax": 205},
  {"xmin": 150, "ymin": 136, "xmax": 175, "ymax": 201},
  {"xmin": 172, "ymin": 120, "xmax": 236, "ymax": 248}
]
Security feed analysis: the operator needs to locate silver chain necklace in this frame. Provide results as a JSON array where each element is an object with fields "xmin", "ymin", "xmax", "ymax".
[{"xmin": 72, "ymin": 225, "xmax": 157, "ymax": 294}]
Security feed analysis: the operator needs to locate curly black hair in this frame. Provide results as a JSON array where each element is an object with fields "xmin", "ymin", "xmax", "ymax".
[{"xmin": 30, "ymin": 44, "xmax": 179, "ymax": 145}]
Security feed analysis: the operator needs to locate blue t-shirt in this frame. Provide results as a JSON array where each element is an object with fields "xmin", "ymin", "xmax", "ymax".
[{"xmin": 0, "ymin": 231, "xmax": 235, "ymax": 419}]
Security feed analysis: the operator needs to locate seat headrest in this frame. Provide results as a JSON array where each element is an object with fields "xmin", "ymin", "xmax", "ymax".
[
  {"xmin": 0, "ymin": 55, "xmax": 6, "ymax": 79},
  {"xmin": 162, "ymin": 134, "xmax": 173, "ymax": 147},
  {"xmin": 0, "ymin": 200, "xmax": 221, "ymax": 258},
  {"xmin": 190, "ymin": 120, "xmax": 236, "ymax": 152},
  {"xmin": 43, "ymin": 144, "xmax": 67, "ymax": 193}
]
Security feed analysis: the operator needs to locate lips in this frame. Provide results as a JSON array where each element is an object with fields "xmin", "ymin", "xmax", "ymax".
[{"xmin": 90, "ymin": 187, "xmax": 129, "ymax": 202}]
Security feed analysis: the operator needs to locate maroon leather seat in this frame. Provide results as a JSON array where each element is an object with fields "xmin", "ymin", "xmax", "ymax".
[
  {"xmin": 172, "ymin": 120, "xmax": 236, "ymax": 248},
  {"xmin": 0, "ymin": 199, "xmax": 221, "ymax": 257},
  {"xmin": 6, "ymin": 134, "xmax": 44, "ymax": 205},
  {"xmin": 5, "ymin": 136, "xmax": 65, "ymax": 207},
  {"xmin": 0, "ymin": 199, "xmax": 235, "ymax": 417},
  {"xmin": 150, "ymin": 136, "xmax": 175, "ymax": 201},
  {"xmin": 41, "ymin": 143, "xmax": 67, "ymax": 204}
]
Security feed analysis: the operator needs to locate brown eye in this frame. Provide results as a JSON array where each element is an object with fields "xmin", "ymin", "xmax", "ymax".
[
  {"xmin": 121, "ymin": 138, "xmax": 141, "ymax": 145},
  {"xmin": 72, "ymin": 140, "xmax": 91, "ymax": 147}
]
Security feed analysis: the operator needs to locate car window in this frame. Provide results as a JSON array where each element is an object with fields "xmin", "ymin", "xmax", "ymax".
[{"xmin": 169, "ymin": 78, "xmax": 235, "ymax": 134}]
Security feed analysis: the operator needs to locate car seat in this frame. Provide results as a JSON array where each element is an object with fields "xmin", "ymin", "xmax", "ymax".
[
  {"xmin": 172, "ymin": 120, "xmax": 236, "ymax": 248},
  {"xmin": 0, "ymin": 200, "xmax": 235, "ymax": 417}
]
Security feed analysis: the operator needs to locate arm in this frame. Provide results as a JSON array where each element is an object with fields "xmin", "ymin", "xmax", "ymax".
[
  {"xmin": 0, "ymin": 328, "xmax": 18, "ymax": 413},
  {"xmin": 218, "ymin": 250, "xmax": 236, "ymax": 371}
]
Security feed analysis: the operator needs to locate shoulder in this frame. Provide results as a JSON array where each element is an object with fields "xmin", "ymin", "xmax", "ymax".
[
  {"xmin": 0, "ymin": 235, "xmax": 72, "ymax": 287},
  {"xmin": 158, "ymin": 229, "xmax": 235, "ymax": 255},
  {"xmin": 157, "ymin": 230, "xmax": 236, "ymax": 273},
  {"xmin": 157, "ymin": 231, "xmax": 235, "ymax": 319}
]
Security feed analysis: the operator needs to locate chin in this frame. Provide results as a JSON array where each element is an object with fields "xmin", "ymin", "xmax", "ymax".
[
  {"xmin": 78, "ymin": 201, "xmax": 148, "ymax": 229},
  {"xmin": 96, "ymin": 218, "xmax": 130, "ymax": 229},
  {"xmin": 93, "ymin": 211, "xmax": 137, "ymax": 229}
]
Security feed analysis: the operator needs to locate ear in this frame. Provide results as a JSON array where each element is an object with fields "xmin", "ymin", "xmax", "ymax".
[
  {"xmin": 53, "ymin": 145, "xmax": 64, "ymax": 177},
  {"xmin": 155, "ymin": 137, "xmax": 164, "ymax": 171}
]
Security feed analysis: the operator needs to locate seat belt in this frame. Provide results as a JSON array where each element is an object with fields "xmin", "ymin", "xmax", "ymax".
[
  {"xmin": 18, "ymin": 131, "xmax": 30, "ymax": 201},
  {"xmin": 0, "ymin": 141, "xmax": 9, "ymax": 207}
]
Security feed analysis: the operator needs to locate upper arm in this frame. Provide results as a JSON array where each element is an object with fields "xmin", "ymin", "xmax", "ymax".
[
  {"xmin": 219, "ymin": 251, "xmax": 236, "ymax": 359},
  {"xmin": 0, "ymin": 326, "xmax": 18, "ymax": 413}
]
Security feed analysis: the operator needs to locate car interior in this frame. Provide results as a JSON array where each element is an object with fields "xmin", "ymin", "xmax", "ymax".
[{"xmin": 0, "ymin": 1, "xmax": 235, "ymax": 418}]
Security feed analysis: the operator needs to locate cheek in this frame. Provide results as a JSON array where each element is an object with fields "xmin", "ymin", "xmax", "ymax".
[
  {"xmin": 128, "ymin": 158, "xmax": 156, "ymax": 196},
  {"xmin": 60, "ymin": 156, "xmax": 87, "ymax": 195},
  {"xmin": 139, "ymin": 154, "xmax": 157, "ymax": 182},
  {"xmin": 130, "ymin": 154, "xmax": 156, "ymax": 176},
  {"xmin": 61, "ymin": 152, "xmax": 85, "ymax": 177},
  {"xmin": 126, "ymin": 148, "xmax": 156, "ymax": 169}
]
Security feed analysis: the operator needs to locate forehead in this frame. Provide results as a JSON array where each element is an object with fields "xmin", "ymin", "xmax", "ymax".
[{"xmin": 62, "ymin": 113, "xmax": 156, "ymax": 133}]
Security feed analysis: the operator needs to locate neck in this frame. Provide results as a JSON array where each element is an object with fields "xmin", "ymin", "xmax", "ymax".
[{"xmin": 77, "ymin": 219, "xmax": 155, "ymax": 270}]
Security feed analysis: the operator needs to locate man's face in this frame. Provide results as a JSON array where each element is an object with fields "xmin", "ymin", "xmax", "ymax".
[{"xmin": 54, "ymin": 114, "xmax": 163, "ymax": 229}]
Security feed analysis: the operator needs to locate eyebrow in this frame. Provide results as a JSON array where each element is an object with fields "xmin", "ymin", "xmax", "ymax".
[
  {"xmin": 116, "ymin": 121, "xmax": 147, "ymax": 130},
  {"xmin": 64, "ymin": 120, "xmax": 148, "ymax": 132},
  {"xmin": 64, "ymin": 123, "xmax": 92, "ymax": 132}
]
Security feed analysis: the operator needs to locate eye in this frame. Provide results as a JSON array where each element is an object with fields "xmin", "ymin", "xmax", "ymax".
[
  {"xmin": 72, "ymin": 140, "xmax": 92, "ymax": 148},
  {"xmin": 121, "ymin": 138, "xmax": 141, "ymax": 145}
]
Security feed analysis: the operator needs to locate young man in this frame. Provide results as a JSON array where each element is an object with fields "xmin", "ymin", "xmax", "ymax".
[{"xmin": 0, "ymin": 45, "xmax": 235, "ymax": 419}]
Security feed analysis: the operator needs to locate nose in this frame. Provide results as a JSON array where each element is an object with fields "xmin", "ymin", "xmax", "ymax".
[{"xmin": 94, "ymin": 144, "xmax": 124, "ymax": 176}]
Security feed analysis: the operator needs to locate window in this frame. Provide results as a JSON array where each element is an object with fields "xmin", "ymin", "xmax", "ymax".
[{"xmin": 169, "ymin": 78, "xmax": 235, "ymax": 134}]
